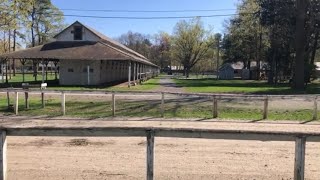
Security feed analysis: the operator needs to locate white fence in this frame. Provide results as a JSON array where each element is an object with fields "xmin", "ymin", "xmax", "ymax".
[
  {"xmin": 0, "ymin": 126, "xmax": 319, "ymax": 180},
  {"xmin": 1, "ymin": 89, "xmax": 319, "ymax": 120}
]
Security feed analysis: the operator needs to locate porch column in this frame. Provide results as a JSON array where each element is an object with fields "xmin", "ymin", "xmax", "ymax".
[
  {"xmin": 41, "ymin": 59, "xmax": 45, "ymax": 83},
  {"xmin": 87, "ymin": 65, "xmax": 90, "ymax": 85},
  {"xmin": 137, "ymin": 63, "xmax": 140, "ymax": 83},
  {"xmin": 133, "ymin": 62, "xmax": 136, "ymax": 85},
  {"xmin": 128, "ymin": 61, "xmax": 131, "ymax": 87},
  {"xmin": 54, "ymin": 61, "xmax": 58, "ymax": 80}
]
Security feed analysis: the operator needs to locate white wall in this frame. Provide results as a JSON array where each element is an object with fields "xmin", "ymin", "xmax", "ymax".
[
  {"xmin": 59, "ymin": 60, "xmax": 101, "ymax": 85},
  {"xmin": 55, "ymin": 22, "xmax": 100, "ymax": 41}
]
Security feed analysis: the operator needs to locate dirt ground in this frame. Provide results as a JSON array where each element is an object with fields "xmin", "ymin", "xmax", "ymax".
[{"xmin": 2, "ymin": 118, "xmax": 320, "ymax": 180}]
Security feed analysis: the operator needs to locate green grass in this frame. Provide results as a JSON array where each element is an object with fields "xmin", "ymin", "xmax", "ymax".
[
  {"xmin": 0, "ymin": 95, "xmax": 317, "ymax": 121},
  {"xmin": 1, "ymin": 73, "xmax": 160, "ymax": 92},
  {"xmin": 1, "ymin": 73, "xmax": 57, "ymax": 83},
  {"xmin": 174, "ymin": 79, "xmax": 320, "ymax": 94}
]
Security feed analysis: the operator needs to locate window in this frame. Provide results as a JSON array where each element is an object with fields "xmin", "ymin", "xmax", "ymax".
[
  {"xmin": 68, "ymin": 68, "xmax": 74, "ymax": 72},
  {"xmin": 83, "ymin": 68, "xmax": 94, "ymax": 73},
  {"xmin": 73, "ymin": 26, "xmax": 83, "ymax": 40}
]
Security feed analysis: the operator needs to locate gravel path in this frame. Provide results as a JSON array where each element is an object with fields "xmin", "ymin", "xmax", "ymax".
[{"xmin": 154, "ymin": 75, "xmax": 185, "ymax": 93}]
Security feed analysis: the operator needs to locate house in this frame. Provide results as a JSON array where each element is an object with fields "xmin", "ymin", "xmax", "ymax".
[
  {"xmin": 0, "ymin": 21, "xmax": 159, "ymax": 86},
  {"xmin": 218, "ymin": 63, "xmax": 234, "ymax": 80}
]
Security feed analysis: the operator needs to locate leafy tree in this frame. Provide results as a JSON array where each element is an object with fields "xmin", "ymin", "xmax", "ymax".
[{"xmin": 171, "ymin": 18, "xmax": 214, "ymax": 78}]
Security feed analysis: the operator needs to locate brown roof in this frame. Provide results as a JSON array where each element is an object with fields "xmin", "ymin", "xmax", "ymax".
[
  {"xmin": 0, "ymin": 41, "xmax": 157, "ymax": 66},
  {"xmin": 54, "ymin": 21, "xmax": 149, "ymax": 61},
  {"xmin": 0, "ymin": 21, "xmax": 157, "ymax": 67}
]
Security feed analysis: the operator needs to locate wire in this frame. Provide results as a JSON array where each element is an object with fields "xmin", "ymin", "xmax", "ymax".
[
  {"xmin": 47, "ymin": 13, "xmax": 255, "ymax": 20},
  {"xmin": 59, "ymin": 8, "xmax": 237, "ymax": 13}
]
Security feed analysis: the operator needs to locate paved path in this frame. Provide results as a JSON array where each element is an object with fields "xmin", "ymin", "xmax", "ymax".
[{"xmin": 155, "ymin": 75, "xmax": 185, "ymax": 93}]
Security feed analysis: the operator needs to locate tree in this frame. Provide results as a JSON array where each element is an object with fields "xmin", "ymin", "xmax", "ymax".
[
  {"xmin": 150, "ymin": 32, "xmax": 172, "ymax": 69},
  {"xmin": 117, "ymin": 31, "xmax": 152, "ymax": 58},
  {"xmin": 172, "ymin": 18, "xmax": 214, "ymax": 78}
]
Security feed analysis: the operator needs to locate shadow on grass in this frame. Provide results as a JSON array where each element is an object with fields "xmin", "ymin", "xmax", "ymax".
[{"xmin": 175, "ymin": 78, "xmax": 320, "ymax": 95}]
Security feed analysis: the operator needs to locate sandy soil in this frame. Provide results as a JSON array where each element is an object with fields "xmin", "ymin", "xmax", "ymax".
[{"xmin": 2, "ymin": 118, "xmax": 320, "ymax": 180}]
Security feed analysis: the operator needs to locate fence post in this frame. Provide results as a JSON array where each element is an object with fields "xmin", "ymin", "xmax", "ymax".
[
  {"xmin": 161, "ymin": 92, "xmax": 165, "ymax": 118},
  {"xmin": 24, "ymin": 92, "xmax": 29, "ymax": 109},
  {"xmin": 313, "ymin": 96, "xmax": 317, "ymax": 120},
  {"xmin": 294, "ymin": 136, "xmax": 306, "ymax": 180},
  {"xmin": 14, "ymin": 92, "xmax": 18, "ymax": 115},
  {"xmin": 146, "ymin": 130, "xmax": 155, "ymax": 180},
  {"xmin": 41, "ymin": 92, "xmax": 45, "ymax": 108},
  {"xmin": 0, "ymin": 131, "xmax": 7, "ymax": 180},
  {"xmin": 112, "ymin": 92, "xmax": 116, "ymax": 117},
  {"xmin": 61, "ymin": 92, "xmax": 65, "ymax": 115},
  {"xmin": 213, "ymin": 96, "xmax": 218, "ymax": 118},
  {"xmin": 6, "ymin": 92, "xmax": 9, "ymax": 109},
  {"xmin": 263, "ymin": 96, "xmax": 268, "ymax": 119}
]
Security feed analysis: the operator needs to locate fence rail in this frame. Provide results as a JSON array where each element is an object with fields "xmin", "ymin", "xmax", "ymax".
[
  {"xmin": 0, "ymin": 126, "xmax": 319, "ymax": 180},
  {"xmin": 1, "ymin": 89, "xmax": 319, "ymax": 120}
]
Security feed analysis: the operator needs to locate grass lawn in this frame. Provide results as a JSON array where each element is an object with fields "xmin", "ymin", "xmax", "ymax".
[
  {"xmin": 0, "ymin": 73, "xmax": 160, "ymax": 92},
  {"xmin": 0, "ymin": 73, "xmax": 57, "ymax": 84},
  {"xmin": 0, "ymin": 94, "xmax": 318, "ymax": 121},
  {"xmin": 174, "ymin": 78, "xmax": 320, "ymax": 94}
]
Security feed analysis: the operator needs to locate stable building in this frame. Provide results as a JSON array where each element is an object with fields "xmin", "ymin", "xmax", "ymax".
[{"xmin": 0, "ymin": 21, "xmax": 159, "ymax": 86}]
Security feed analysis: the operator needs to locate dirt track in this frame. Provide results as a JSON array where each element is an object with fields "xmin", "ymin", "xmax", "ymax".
[{"xmin": 2, "ymin": 118, "xmax": 320, "ymax": 180}]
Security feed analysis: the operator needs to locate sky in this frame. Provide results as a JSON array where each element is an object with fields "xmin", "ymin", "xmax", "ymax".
[{"xmin": 51, "ymin": 0, "xmax": 239, "ymax": 38}]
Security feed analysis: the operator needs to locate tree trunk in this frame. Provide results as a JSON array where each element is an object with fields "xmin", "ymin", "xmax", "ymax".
[
  {"xmin": 293, "ymin": 0, "xmax": 308, "ymax": 90},
  {"xmin": 186, "ymin": 68, "xmax": 190, "ymax": 78},
  {"xmin": 12, "ymin": 29, "xmax": 16, "ymax": 76},
  {"xmin": 31, "ymin": 6, "xmax": 36, "ymax": 47},
  {"xmin": 307, "ymin": 31, "xmax": 319, "ymax": 82}
]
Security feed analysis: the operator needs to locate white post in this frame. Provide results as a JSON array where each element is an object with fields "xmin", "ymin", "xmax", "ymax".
[
  {"xmin": 161, "ymin": 92, "xmax": 165, "ymax": 118},
  {"xmin": 112, "ymin": 92, "xmax": 116, "ymax": 117},
  {"xmin": 14, "ymin": 92, "xmax": 18, "ymax": 115},
  {"xmin": 263, "ymin": 96, "xmax": 268, "ymax": 119},
  {"xmin": 213, "ymin": 96, "xmax": 218, "ymax": 118},
  {"xmin": 146, "ymin": 130, "xmax": 154, "ymax": 180},
  {"xmin": 128, "ymin": 61, "xmax": 131, "ymax": 87},
  {"xmin": 294, "ymin": 137, "xmax": 306, "ymax": 180},
  {"xmin": 313, "ymin": 96, "xmax": 317, "ymax": 120},
  {"xmin": 0, "ymin": 131, "xmax": 7, "ymax": 180},
  {"xmin": 61, "ymin": 92, "xmax": 65, "ymax": 115},
  {"xmin": 87, "ymin": 65, "xmax": 90, "ymax": 85}
]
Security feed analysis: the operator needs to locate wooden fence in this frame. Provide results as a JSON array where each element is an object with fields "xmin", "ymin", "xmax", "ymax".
[
  {"xmin": 1, "ymin": 89, "xmax": 319, "ymax": 120},
  {"xmin": 0, "ymin": 126, "xmax": 319, "ymax": 180}
]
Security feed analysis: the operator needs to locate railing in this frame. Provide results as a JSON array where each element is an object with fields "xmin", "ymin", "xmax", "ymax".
[
  {"xmin": 1, "ymin": 89, "xmax": 319, "ymax": 120},
  {"xmin": 0, "ymin": 126, "xmax": 319, "ymax": 180}
]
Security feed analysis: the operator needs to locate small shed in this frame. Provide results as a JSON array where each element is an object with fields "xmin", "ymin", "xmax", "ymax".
[{"xmin": 218, "ymin": 63, "xmax": 234, "ymax": 80}]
